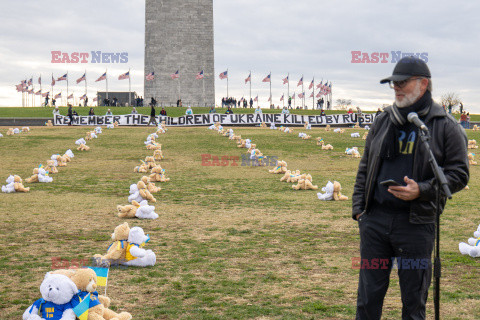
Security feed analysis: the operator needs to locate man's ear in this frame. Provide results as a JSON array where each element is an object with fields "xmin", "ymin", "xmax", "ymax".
[{"xmin": 420, "ymin": 78, "xmax": 429, "ymax": 92}]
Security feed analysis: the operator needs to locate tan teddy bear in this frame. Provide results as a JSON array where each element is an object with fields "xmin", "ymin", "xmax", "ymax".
[
  {"xmin": 362, "ymin": 131, "xmax": 369, "ymax": 140},
  {"xmin": 10, "ymin": 175, "xmax": 30, "ymax": 192},
  {"xmin": 45, "ymin": 120, "xmax": 54, "ymax": 127},
  {"xmin": 77, "ymin": 143, "xmax": 90, "ymax": 151},
  {"xmin": 6, "ymin": 128, "xmax": 14, "ymax": 136},
  {"xmin": 134, "ymin": 161, "xmax": 149, "ymax": 173},
  {"xmin": 333, "ymin": 181, "xmax": 349, "ymax": 200},
  {"xmin": 146, "ymin": 142, "xmax": 162, "ymax": 150},
  {"xmin": 144, "ymin": 156, "xmax": 157, "ymax": 169},
  {"xmin": 25, "ymin": 168, "xmax": 40, "ymax": 183},
  {"xmin": 322, "ymin": 144, "xmax": 334, "ymax": 150},
  {"xmin": 149, "ymin": 166, "xmax": 170, "ymax": 182},
  {"xmin": 85, "ymin": 131, "xmax": 94, "ymax": 141},
  {"xmin": 301, "ymin": 134, "xmax": 311, "ymax": 140},
  {"xmin": 153, "ymin": 149, "xmax": 164, "ymax": 161},
  {"xmin": 260, "ymin": 122, "xmax": 267, "ymax": 128},
  {"xmin": 468, "ymin": 140, "xmax": 478, "ymax": 149},
  {"xmin": 237, "ymin": 139, "xmax": 246, "ymax": 148},
  {"xmin": 354, "ymin": 122, "xmax": 360, "ymax": 128},
  {"xmin": 117, "ymin": 200, "xmax": 142, "ymax": 218},
  {"xmin": 316, "ymin": 137, "xmax": 325, "ymax": 146},
  {"xmin": 21, "ymin": 127, "xmax": 30, "ymax": 132},
  {"xmin": 56, "ymin": 155, "xmax": 68, "ymax": 166},
  {"xmin": 287, "ymin": 171, "xmax": 304, "ymax": 183},
  {"xmin": 473, "ymin": 125, "xmax": 479, "ymax": 131},
  {"xmin": 325, "ymin": 124, "xmax": 331, "ymax": 131},
  {"xmin": 292, "ymin": 175, "xmax": 318, "ymax": 190},
  {"xmin": 141, "ymin": 176, "xmax": 161, "ymax": 193},
  {"xmin": 468, "ymin": 153, "xmax": 477, "ymax": 165},
  {"xmin": 45, "ymin": 160, "xmax": 58, "ymax": 174},
  {"xmin": 269, "ymin": 160, "xmax": 288, "ymax": 174},
  {"xmin": 93, "ymin": 222, "xmax": 130, "ymax": 266},
  {"xmin": 137, "ymin": 181, "xmax": 157, "ymax": 202}
]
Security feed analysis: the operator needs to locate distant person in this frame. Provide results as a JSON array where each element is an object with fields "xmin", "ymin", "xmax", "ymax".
[
  {"xmin": 131, "ymin": 107, "xmax": 138, "ymax": 114},
  {"xmin": 105, "ymin": 109, "xmax": 113, "ymax": 116},
  {"xmin": 254, "ymin": 106, "xmax": 262, "ymax": 115},
  {"xmin": 459, "ymin": 102, "xmax": 463, "ymax": 114},
  {"xmin": 45, "ymin": 95, "xmax": 50, "ymax": 107},
  {"xmin": 250, "ymin": 98, "xmax": 253, "ymax": 108},
  {"xmin": 52, "ymin": 98, "xmax": 56, "ymax": 107},
  {"xmin": 88, "ymin": 108, "xmax": 95, "ymax": 116},
  {"xmin": 288, "ymin": 96, "xmax": 292, "ymax": 108},
  {"xmin": 67, "ymin": 105, "xmax": 73, "ymax": 126},
  {"xmin": 53, "ymin": 107, "xmax": 60, "ymax": 116},
  {"xmin": 225, "ymin": 106, "xmax": 233, "ymax": 114},
  {"xmin": 72, "ymin": 110, "xmax": 79, "ymax": 116},
  {"xmin": 148, "ymin": 104, "xmax": 157, "ymax": 126},
  {"xmin": 243, "ymin": 99, "xmax": 247, "ymax": 108},
  {"xmin": 320, "ymin": 109, "xmax": 326, "ymax": 116},
  {"xmin": 209, "ymin": 106, "xmax": 216, "ymax": 113},
  {"xmin": 185, "ymin": 106, "xmax": 193, "ymax": 115},
  {"xmin": 84, "ymin": 97, "xmax": 88, "ymax": 107},
  {"xmin": 160, "ymin": 107, "xmax": 167, "ymax": 116},
  {"xmin": 375, "ymin": 108, "xmax": 382, "ymax": 117},
  {"xmin": 281, "ymin": 106, "xmax": 290, "ymax": 114}
]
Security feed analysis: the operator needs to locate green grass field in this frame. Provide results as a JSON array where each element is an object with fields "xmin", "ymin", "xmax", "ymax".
[{"xmin": 0, "ymin": 125, "xmax": 479, "ymax": 319}]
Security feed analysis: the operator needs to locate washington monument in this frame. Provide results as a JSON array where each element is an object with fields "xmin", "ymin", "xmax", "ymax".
[{"xmin": 145, "ymin": 0, "xmax": 215, "ymax": 107}]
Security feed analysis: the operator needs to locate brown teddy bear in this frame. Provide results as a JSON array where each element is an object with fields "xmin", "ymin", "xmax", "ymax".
[
  {"xmin": 25, "ymin": 168, "xmax": 40, "ymax": 183},
  {"xmin": 144, "ymin": 156, "xmax": 157, "ymax": 169},
  {"xmin": 280, "ymin": 169, "xmax": 293, "ymax": 182},
  {"xmin": 85, "ymin": 131, "xmax": 94, "ymax": 141},
  {"xmin": 468, "ymin": 140, "xmax": 478, "ymax": 149},
  {"xmin": 141, "ymin": 176, "xmax": 161, "ymax": 193},
  {"xmin": 292, "ymin": 175, "xmax": 318, "ymax": 190},
  {"xmin": 51, "ymin": 268, "xmax": 133, "ymax": 320},
  {"xmin": 473, "ymin": 125, "xmax": 479, "ymax": 131},
  {"xmin": 93, "ymin": 222, "xmax": 130, "ymax": 266},
  {"xmin": 260, "ymin": 122, "xmax": 267, "ymax": 128},
  {"xmin": 301, "ymin": 134, "xmax": 311, "ymax": 140},
  {"xmin": 137, "ymin": 181, "xmax": 157, "ymax": 202},
  {"xmin": 149, "ymin": 166, "xmax": 170, "ymax": 183},
  {"xmin": 117, "ymin": 200, "xmax": 142, "ymax": 218},
  {"xmin": 45, "ymin": 120, "xmax": 54, "ymax": 127},
  {"xmin": 354, "ymin": 122, "xmax": 360, "ymax": 128},
  {"xmin": 322, "ymin": 144, "xmax": 334, "ymax": 150},
  {"xmin": 316, "ymin": 137, "xmax": 325, "ymax": 146},
  {"xmin": 54, "ymin": 155, "xmax": 68, "ymax": 166},
  {"xmin": 153, "ymin": 149, "xmax": 164, "ymax": 161},
  {"xmin": 325, "ymin": 124, "xmax": 331, "ymax": 131},
  {"xmin": 287, "ymin": 171, "xmax": 304, "ymax": 183},
  {"xmin": 237, "ymin": 139, "xmax": 246, "ymax": 148},
  {"xmin": 146, "ymin": 142, "xmax": 162, "ymax": 150},
  {"xmin": 45, "ymin": 160, "xmax": 58, "ymax": 174},
  {"xmin": 77, "ymin": 143, "xmax": 90, "ymax": 151},
  {"xmin": 269, "ymin": 160, "xmax": 288, "ymax": 174},
  {"xmin": 333, "ymin": 181, "xmax": 349, "ymax": 200},
  {"xmin": 134, "ymin": 161, "xmax": 149, "ymax": 173},
  {"xmin": 468, "ymin": 153, "xmax": 477, "ymax": 165}
]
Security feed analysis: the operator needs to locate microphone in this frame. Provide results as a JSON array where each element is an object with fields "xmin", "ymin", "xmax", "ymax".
[{"xmin": 407, "ymin": 112, "xmax": 428, "ymax": 132}]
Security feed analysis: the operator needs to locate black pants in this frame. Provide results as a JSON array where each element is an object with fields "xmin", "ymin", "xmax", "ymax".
[
  {"xmin": 148, "ymin": 116, "xmax": 157, "ymax": 126},
  {"xmin": 356, "ymin": 207, "xmax": 435, "ymax": 320}
]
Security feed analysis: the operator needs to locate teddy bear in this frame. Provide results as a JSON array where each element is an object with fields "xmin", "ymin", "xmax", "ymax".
[
  {"xmin": 333, "ymin": 128, "xmax": 343, "ymax": 133},
  {"xmin": 260, "ymin": 122, "xmax": 267, "ymax": 128},
  {"xmin": 223, "ymin": 129, "xmax": 233, "ymax": 137},
  {"xmin": 351, "ymin": 132, "xmax": 360, "ymax": 138},
  {"xmin": 279, "ymin": 169, "xmax": 292, "ymax": 182},
  {"xmin": 122, "ymin": 227, "xmax": 156, "ymax": 267},
  {"xmin": 128, "ymin": 184, "xmax": 143, "ymax": 203},
  {"xmin": 113, "ymin": 121, "xmax": 119, "ymax": 127},
  {"xmin": 270, "ymin": 123, "xmax": 276, "ymax": 129},
  {"xmin": 316, "ymin": 137, "xmax": 324, "ymax": 146},
  {"xmin": 144, "ymin": 134, "xmax": 157, "ymax": 146},
  {"xmin": 63, "ymin": 149, "xmax": 74, "ymax": 162},
  {"xmin": 2, "ymin": 175, "xmax": 30, "ymax": 193},
  {"xmin": 468, "ymin": 153, "xmax": 477, "ymax": 165},
  {"xmin": 237, "ymin": 139, "xmax": 246, "ymax": 148},
  {"xmin": 118, "ymin": 200, "xmax": 142, "ymax": 218},
  {"xmin": 93, "ymin": 223, "xmax": 130, "ymax": 267},
  {"xmin": 6, "ymin": 128, "xmax": 15, "ymax": 136},
  {"xmin": 473, "ymin": 125, "xmax": 479, "ymax": 131},
  {"xmin": 22, "ymin": 126, "xmax": 30, "ymax": 132},
  {"xmin": 51, "ymin": 269, "xmax": 133, "ymax": 320},
  {"xmin": 287, "ymin": 171, "xmax": 304, "ymax": 183},
  {"xmin": 14, "ymin": 128, "xmax": 20, "ymax": 134},
  {"xmin": 141, "ymin": 176, "xmax": 161, "ymax": 193},
  {"xmin": 0, "ymin": 133, "xmax": 3, "ymax": 137},
  {"xmin": 292, "ymin": 175, "xmax": 318, "ymax": 190},
  {"xmin": 153, "ymin": 149, "xmax": 164, "ymax": 161},
  {"xmin": 95, "ymin": 126, "xmax": 102, "ymax": 134},
  {"xmin": 106, "ymin": 124, "xmax": 114, "ymax": 129},
  {"xmin": 23, "ymin": 273, "xmax": 78, "ymax": 320},
  {"xmin": 317, "ymin": 181, "xmax": 334, "ymax": 200},
  {"xmin": 325, "ymin": 124, "xmax": 331, "ymax": 131},
  {"xmin": 468, "ymin": 140, "xmax": 478, "ymax": 149},
  {"xmin": 353, "ymin": 122, "xmax": 360, "ymax": 128},
  {"xmin": 149, "ymin": 166, "xmax": 170, "ymax": 182},
  {"xmin": 156, "ymin": 127, "xmax": 166, "ymax": 134},
  {"xmin": 285, "ymin": 127, "xmax": 293, "ymax": 133},
  {"xmin": 146, "ymin": 142, "xmax": 162, "ymax": 150},
  {"xmin": 459, "ymin": 224, "xmax": 480, "ymax": 258},
  {"xmin": 77, "ymin": 143, "xmax": 90, "ymax": 151},
  {"xmin": 333, "ymin": 181, "xmax": 349, "ymax": 200},
  {"xmin": 133, "ymin": 160, "xmax": 149, "ymax": 173},
  {"xmin": 362, "ymin": 131, "xmax": 369, "ymax": 140},
  {"xmin": 25, "ymin": 168, "xmax": 40, "ymax": 183},
  {"xmin": 45, "ymin": 120, "xmax": 54, "ymax": 127},
  {"xmin": 85, "ymin": 131, "xmax": 93, "ymax": 141},
  {"xmin": 75, "ymin": 138, "xmax": 86, "ymax": 145},
  {"xmin": 269, "ymin": 160, "xmax": 288, "ymax": 174},
  {"xmin": 244, "ymin": 139, "xmax": 252, "ymax": 149},
  {"xmin": 322, "ymin": 144, "xmax": 334, "ymax": 150},
  {"xmin": 304, "ymin": 121, "xmax": 311, "ymax": 130},
  {"xmin": 302, "ymin": 134, "xmax": 311, "ymax": 140},
  {"xmin": 137, "ymin": 181, "xmax": 157, "ymax": 203},
  {"xmin": 144, "ymin": 156, "xmax": 157, "ymax": 169},
  {"xmin": 118, "ymin": 199, "xmax": 158, "ymax": 219},
  {"xmin": 345, "ymin": 147, "xmax": 361, "ymax": 158},
  {"xmin": 57, "ymin": 155, "xmax": 69, "ymax": 166}
]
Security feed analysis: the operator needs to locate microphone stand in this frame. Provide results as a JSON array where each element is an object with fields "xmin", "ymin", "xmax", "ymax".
[{"xmin": 418, "ymin": 129, "xmax": 452, "ymax": 320}]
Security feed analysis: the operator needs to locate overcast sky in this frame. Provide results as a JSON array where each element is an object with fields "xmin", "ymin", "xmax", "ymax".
[{"xmin": 1, "ymin": 0, "xmax": 479, "ymax": 111}]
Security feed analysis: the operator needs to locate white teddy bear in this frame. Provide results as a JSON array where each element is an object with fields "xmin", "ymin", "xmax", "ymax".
[
  {"xmin": 270, "ymin": 123, "xmax": 276, "ymax": 129},
  {"xmin": 13, "ymin": 128, "xmax": 20, "ymax": 134},
  {"xmin": 1, "ymin": 175, "xmax": 16, "ymax": 193},
  {"xmin": 0, "ymin": 133, "xmax": 3, "ymax": 137},
  {"xmin": 245, "ymin": 139, "xmax": 251, "ymax": 149},
  {"xmin": 135, "ymin": 200, "xmax": 159, "ymax": 219},
  {"xmin": 317, "ymin": 181, "xmax": 334, "ymax": 201},
  {"xmin": 459, "ymin": 224, "xmax": 480, "ymax": 258},
  {"xmin": 122, "ymin": 227, "xmax": 156, "ymax": 267},
  {"xmin": 95, "ymin": 126, "xmax": 102, "ymax": 134},
  {"xmin": 128, "ymin": 183, "xmax": 144, "ymax": 203},
  {"xmin": 351, "ymin": 132, "xmax": 360, "ymax": 138},
  {"xmin": 23, "ymin": 273, "xmax": 78, "ymax": 320},
  {"xmin": 298, "ymin": 132, "xmax": 307, "ymax": 138},
  {"xmin": 75, "ymin": 138, "xmax": 86, "ymax": 145},
  {"xmin": 364, "ymin": 125, "xmax": 370, "ymax": 130},
  {"xmin": 38, "ymin": 168, "xmax": 53, "ymax": 183},
  {"xmin": 106, "ymin": 124, "xmax": 114, "ymax": 129},
  {"xmin": 64, "ymin": 149, "xmax": 74, "ymax": 159}
]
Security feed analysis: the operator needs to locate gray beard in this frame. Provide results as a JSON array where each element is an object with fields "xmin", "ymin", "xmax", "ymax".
[{"xmin": 395, "ymin": 82, "xmax": 421, "ymax": 108}]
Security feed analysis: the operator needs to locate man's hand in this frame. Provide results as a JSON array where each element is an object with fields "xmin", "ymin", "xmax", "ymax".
[{"xmin": 388, "ymin": 176, "xmax": 420, "ymax": 201}]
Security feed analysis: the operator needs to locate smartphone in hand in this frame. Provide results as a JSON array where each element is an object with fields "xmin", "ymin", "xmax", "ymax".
[{"xmin": 380, "ymin": 179, "xmax": 402, "ymax": 187}]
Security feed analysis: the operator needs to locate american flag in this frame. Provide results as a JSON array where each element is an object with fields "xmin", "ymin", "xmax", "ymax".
[
  {"xmin": 262, "ymin": 73, "xmax": 271, "ymax": 83},
  {"xmin": 146, "ymin": 72, "xmax": 155, "ymax": 81},
  {"xmin": 42, "ymin": 92, "xmax": 50, "ymax": 97},
  {"xmin": 254, "ymin": 95, "xmax": 258, "ymax": 102},
  {"xmin": 21, "ymin": 80, "xmax": 27, "ymax": 88},
  {"xmin": 68, "ymin": 93, "xmax": 74, "ymax": 99},
  {"xmin": 309, "ymin": 79, "xmax": 314, "ymax": 90},
  {"xmin": 51, "ymin": 75, "xmax": 56, "ymax": 86},
  {"xmin": 245, "ymin": 73, "xmax": 251, "ymax": 84},
  {"xmin": 297, "ymin": 77, "xmax": 303, "ymax": 87},
  {"xmin": 316, "ymin": 81, "xmax": 323, "ymax": 89},
  {"xmin": 80, "ymin": 94, "xmax": 87, "ymax": 100},
  {"xmin": 219, "ymin": 70, "xmax": 228, "ymax": 80},
  {"xmin": 57, "ymin": 73, "xmax": 67, "ymax": 81},
  {"xmin": 282, "ymin": 76, "xmax": 289, "ymax": 84},
  {"xmin": 38, "ymin": 76, "xmax": 41, "ymax": 85},
  {"xmin": 170, "ymin": 70, "xmax": 179, "ymax": 79},
  {"xmin": 15, "ymin": 84, "xmax": 23, "ymax": 92},
  {"xmin": 291, "ymin": 93, "xmax": 295, "ymax": 99},
  {"xmin": 93, "ymin": 97, "xmax": 98, "ymax": 102},
  {"xmin": 28, "ymin": 78, "xmax": 33, "ymax": 86},
  {"xmin": 35, "ymin": 90, "xmax": 42, "ymax": 95},
  {"xmin": 196, "ymin": 70, "xmax": 204, "ymax": 80},
  {"xmin": 326, "ymin": 83, "xmax": 332, "ymax": 94},
  {"xmin": 27, "ymin": 88, "xmax": 34, "ymax": 94},
  {"xmin": 309, "ymin": 92, "xmax": 314, "ymax": 98},
  {"xmin": 95, "ymin": 72, "xmax": 107, "ymax": 82},
  {"xmin": 54, "ymin": 92, "xmax": 61, "ymax": 99},
  {"xmin": 268, "ymin": 96, "xmax": 272, "ymax": 102},
  {"xmin": 316, "ymin": 92, "xmax": 323, "ymax": 98},
  {"xmin": 280, "ymin": 94, "xmax": 284, "ymax": 101},
  {"xmin": 76, "ymin": 73, "xmax": 86, "ymax": 84},
  {"xmin": 298, "ymin": 92, "xmax": 305, "ymax": 99},
  {"xmin": 118, "ymin": 71, "xmax": 130, "ymax": 80}
]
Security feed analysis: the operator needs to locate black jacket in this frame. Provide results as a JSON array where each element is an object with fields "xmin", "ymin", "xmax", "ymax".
[{"xmin": 352, "ymin": 100, "xmax": 469, "ymax": 224}]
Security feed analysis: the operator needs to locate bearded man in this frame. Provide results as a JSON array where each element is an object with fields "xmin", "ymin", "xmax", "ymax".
[{"xmin": 352, "ymin": 56, "xmax": 469, "ymax": 320}]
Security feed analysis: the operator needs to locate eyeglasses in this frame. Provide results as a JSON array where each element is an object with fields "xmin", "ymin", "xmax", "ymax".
[{"xmin": 389, "ymin": 77, "xmax": 422, "ymax": 89}]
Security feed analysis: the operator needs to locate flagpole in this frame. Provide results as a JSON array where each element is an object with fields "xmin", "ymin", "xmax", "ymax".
[
  {"xmin": 51, "ymin": 73, "xmax": 53, "ymax": 107},
  {"xmin": 85, "ymin": 70, "xmax": 87, "ymax": 106},
  {"xmin": 39, "ymin": 75, "xmax": 42, "ymax": 106},
  {"xmin": 287, "ymin": 73, "xmax": 290, "ymax": 107},
  {"xmin": 32, "ymin": 77, "xmax": 35, "ymax": 107},
  {"xmin": 178, "ymin": 67, "xmax": 181, "ymax": 103},
  {"xmin": 202, "ymin": 67, "xmax": 205, "ymax": 107},
  {"xmin": 106, "ymin": 69, "xmax": 108, "ymax": 101},
  {"xmin": 269, "ymin": 72, "xmax": 272, "ymax": 108},
  {"xmin": 66, "ymin": 71, "xmax": 69, "ymax": 107},
  {"xmin": 249, "ymin": 70, "xmax": 252, "ymax": 103},
  {"xmin": 226, "ymin": 68, "xmax": 229, "ymax": 98},
  {"xmin": 302, "ymin": 74, "xmax": 304, "ymax": 109},
  {"xmin": 312, "ymin": 77, "xmax": 315, "ymax": 110},
  {"xmin": 128, "ymin": 68, "xmax": 131, "ymax": 107}
]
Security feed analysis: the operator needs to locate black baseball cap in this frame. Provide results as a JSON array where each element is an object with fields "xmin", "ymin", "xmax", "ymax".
[{"xmin": 380, "ymin": 56, "xmax": 431, "ymax": 84}]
